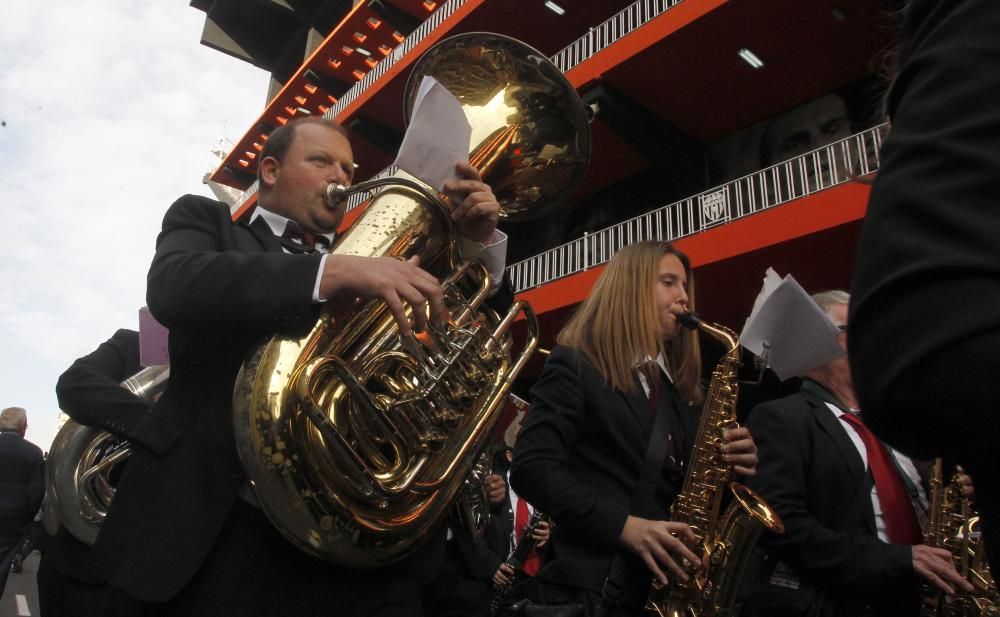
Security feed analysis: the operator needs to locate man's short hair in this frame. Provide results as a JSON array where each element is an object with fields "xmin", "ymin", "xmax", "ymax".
[
  {"xmin": 257, "ymin": 117, "xmax": 350, "ymax": 183},
  {"xmin": 811, "ymin": 289, "xmax": 850, "ymax": 314},
  {"xmin": 0, "ymin": 406, "xmax": 27, "ymax": 430}
]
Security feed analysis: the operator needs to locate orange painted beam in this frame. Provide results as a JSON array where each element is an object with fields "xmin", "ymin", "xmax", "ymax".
[
  {"xmin": 565, "ymin": 0, "xmax": 730, "ymax": 89},
  {"xmin": 232, "ymin": 192, "xmax": 257, "ymax": 221},
  {"xmin": 516, "ymin": 181, "xmax": 871, "ymax": 312},
  {"xmin": 333, "ymin": 0, "xmax": 487, "ymax": 123}
]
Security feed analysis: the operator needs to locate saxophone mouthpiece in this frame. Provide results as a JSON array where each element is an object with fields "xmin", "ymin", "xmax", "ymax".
[{"xmin": 676, "ymin": 311, "xmax": 702, "ymax": 331}]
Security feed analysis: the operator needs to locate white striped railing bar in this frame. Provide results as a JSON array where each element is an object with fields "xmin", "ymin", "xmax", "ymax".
[
  {"xmin": 550, "ymin": 0, "xmax": 683, "ymax": 72},
  {"xmin": 507, "ymin": 123, "xmax": 889, "ymax": 293}
]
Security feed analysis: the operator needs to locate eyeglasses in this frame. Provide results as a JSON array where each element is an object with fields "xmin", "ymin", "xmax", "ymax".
[{"xmin": 836, "ymin": 324, "xmax": 848, "ymax": 332}]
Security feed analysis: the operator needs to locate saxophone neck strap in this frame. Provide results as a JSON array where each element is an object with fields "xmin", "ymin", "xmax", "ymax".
[{"xmin": 602, "ymin": 395, "xmax": 672, "ymax": 605}]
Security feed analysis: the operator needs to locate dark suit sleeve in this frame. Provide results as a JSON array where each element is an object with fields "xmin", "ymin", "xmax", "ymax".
[
  {"xmin": 747, "ymin": 403, "xmax": 912, "ymax": 593},
  {"xmin": 146, "ymin": 196, "xmax": 323, "ymax": 334},
  {"xmin": 27, "ymin": 449, "xmax": 44, "ymax": 518},
  {"xmin": 849, "ymin": 0, "xmax": 1000, "ymax": 457},
  {"xmin": 510, "ymin": 347, "xmax": 631, "ymax": 550},
  {"xmin": 55, "ymin": 329, "xmax": 180, "ymax": 455},
  {"xmin": 485, "ymin": 271, "xmax": 514, "ymax": 315}
]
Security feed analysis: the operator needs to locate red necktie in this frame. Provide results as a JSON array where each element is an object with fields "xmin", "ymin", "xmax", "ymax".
[
  {"xmin": 839, "ymin": 412, "xmax": 923, "ymax": 545},
  {"xmin": 514, "ymin": 496, "xmax": 541, "ymax": 576}
]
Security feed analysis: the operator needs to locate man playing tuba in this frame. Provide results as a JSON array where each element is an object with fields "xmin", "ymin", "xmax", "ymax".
[{"xmin": 86, "ymin": 116, "xmax": 510, "ymax": 617}]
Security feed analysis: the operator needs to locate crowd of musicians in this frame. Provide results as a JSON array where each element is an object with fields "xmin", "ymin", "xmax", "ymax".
[{"xmin": 2, "ymin": 0, "xmax": 999, "ymax": 615}]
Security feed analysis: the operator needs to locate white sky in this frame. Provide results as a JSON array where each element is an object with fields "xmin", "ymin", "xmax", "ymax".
[{"xmin": 0, "ymin": 2, "xmax": 269, "ymax": 450}]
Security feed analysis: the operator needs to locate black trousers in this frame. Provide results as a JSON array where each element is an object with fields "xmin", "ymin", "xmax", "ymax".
[
  {"xmin": 0, "ymin": 536, "xmax": 21, "ymax": 600},
  {"xmin": 420, "ymin": 537, "xmax": 492, "ymax": 617},
  {"xmin": 133, "ymin": 499, "xmax": 422, "ymax": 617},
  {"xmin": 37, "ymin": 557, "xmax": 148, "ymax": 617}
]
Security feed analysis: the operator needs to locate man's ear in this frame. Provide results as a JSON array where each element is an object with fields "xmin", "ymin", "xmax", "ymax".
[{"xmin": 259, "ymin": 156, "xmax": 280, "ymax": 188}]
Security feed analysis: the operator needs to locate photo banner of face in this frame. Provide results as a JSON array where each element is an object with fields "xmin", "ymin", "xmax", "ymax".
[{"xmin": 707, "ymin": 90, "xmax": 855, "ymax": 186}]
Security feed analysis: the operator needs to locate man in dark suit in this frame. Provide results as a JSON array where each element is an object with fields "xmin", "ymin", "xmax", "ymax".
[
  {"xmin": 744, "ymin": 291, "xmax": 971, "ymax": 617},
  {"xmin": 87, "ymin": 116, "xmax": 508, "ymax": 616},
  {"xmin": 41, "ymin": 328, "xmax": 167, "ymax": 616},
  {"xmin": 848, "ymin": 0, "xmax": 1000, "ymax": 569},
  {"xmin": 0, "ymin": 406, "xmax": 44, "ymax": 599}
]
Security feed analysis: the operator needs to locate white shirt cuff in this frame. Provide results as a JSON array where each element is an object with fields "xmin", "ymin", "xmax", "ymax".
[
  {"xmin": 458, "ymin": 230, "xmax": 508, "ymax": 294},
  {"xmin": 313, "ymin": 254, "xmax": 329, "ymax": 302}
]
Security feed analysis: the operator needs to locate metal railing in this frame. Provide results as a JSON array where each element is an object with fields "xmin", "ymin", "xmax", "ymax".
[
  {"xmin": 550, "ymin": 0, "xmax": 684, "ymax": 72},
  {"xmin": 507, "ymin": 123, "xmax": 889, "ymax": 293}
]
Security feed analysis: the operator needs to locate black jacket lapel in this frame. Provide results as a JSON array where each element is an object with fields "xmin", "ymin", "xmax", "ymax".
[
  {"xmin": 801, "ymin": 387, "xmax": 868, "ymax": 492},
  {"xmin": 243, "ymin": 215, "xmax": 284, "ymax": 253}
]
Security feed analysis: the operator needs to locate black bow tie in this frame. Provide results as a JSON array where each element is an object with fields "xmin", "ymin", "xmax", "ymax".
[{"xmin": 281, "ymin": 221, "xmax": 331, "ymax": 254}]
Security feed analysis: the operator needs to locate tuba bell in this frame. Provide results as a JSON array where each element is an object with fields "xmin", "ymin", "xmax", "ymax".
[
  {"xmin": 233, "ymin": 32, "xmax": 591, "ymax": 567},
  {"xmin": 45, "ymin": 365, "xmax": 169, "ymax": 544}
]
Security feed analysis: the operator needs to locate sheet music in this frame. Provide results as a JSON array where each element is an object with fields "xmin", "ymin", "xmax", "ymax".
[
  {"xmin": 139, "ymin": 306, "xmax": 169, "ymax": 367},
  {"xmin": 740, "ymin": 268, "xmax": 844, "ymax": 380},
  {"xmin": 393, "ymin": 76, "xmax": 471, "ymax": 194}
]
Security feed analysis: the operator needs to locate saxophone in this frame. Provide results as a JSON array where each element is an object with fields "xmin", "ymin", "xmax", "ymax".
[
  {"xmin": 646, "ymin": 313, "xmax": 784, "ymax": 617},
  {"xmin": 921, "ymin": 459, "xmax": 999, "ymax": 617}
]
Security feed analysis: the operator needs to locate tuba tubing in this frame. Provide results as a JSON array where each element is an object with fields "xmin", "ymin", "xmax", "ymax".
[
  {"xmin": 234, "ymin": 32, "xmax": 584, "ymax": 568},
  {"xmin": 234, "ymin": 175, "xmax": 540, "ymax": 566},
  {"xmin": 45, "ymin": 365, "xmax": 169, "ymax": 544}
]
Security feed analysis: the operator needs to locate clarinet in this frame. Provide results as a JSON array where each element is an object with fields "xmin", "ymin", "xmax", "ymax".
[{"xmin": 490, "ymin": 510, "xmax": 549, "ymax": 614}]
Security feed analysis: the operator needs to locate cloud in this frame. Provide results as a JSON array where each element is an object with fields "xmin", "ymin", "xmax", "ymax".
[{"xmin": 0, "ymin": 1, "xmax": 268, "ymax": 448}]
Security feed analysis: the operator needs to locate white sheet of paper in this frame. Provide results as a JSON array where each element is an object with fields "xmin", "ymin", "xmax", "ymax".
[
  {"xmin": 740, "ymin": 269, "xmax": 844, "ymax": 380},
  {"xmin": 393, "ymin": 76, "xmax": 472, "ymax": 192}
]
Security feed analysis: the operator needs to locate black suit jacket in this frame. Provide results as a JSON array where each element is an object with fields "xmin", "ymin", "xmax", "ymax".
[
  {"xmin": 87, "ymin": 195, "xmax": 325, "ymax": 601},
  {"xmin": 847, "ymin": 0, "xmax": 1000, "ymax": 572},
  {"xmin": 848, "ymin": 0, "xmax": 1000, "ymax": 462},
  {"xmin": 48, "ymin": 329, "xmax": 155, "ymax": 584},
  {"xmin": 92, "ymin": 194, "xmax": 515, "ymax": 602},
  {"xmin": 744, "ymin": 384, "xmax": 916, "ymax": 617},
  {"xmin": 55, "ymin": 329, "xmax": 178, "ymax": 456},
  {"xmin": 510, "ymin": 345, "xmax": 698, "ymax": 606},
  {"xmin": 0, "ymin": 430, "xmax": 44, "ymax": 545}
]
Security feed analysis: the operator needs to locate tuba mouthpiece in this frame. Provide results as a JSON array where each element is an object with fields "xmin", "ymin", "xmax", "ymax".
[{"xmin": 324, "ymin": 183, "xmax": 349, "ymax": 207}]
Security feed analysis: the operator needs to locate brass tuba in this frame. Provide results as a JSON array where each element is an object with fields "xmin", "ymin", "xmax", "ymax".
[
  {"xmin": 45, "ymin": 365, "xmax": 169, "ymax": 544},
  {"xmin": 233, "ymin": 32, "xmax": 590, "ymax": 567},
  {"xmin": 647, "ymin": 313, "xmax": 784, "ymax": 617}
]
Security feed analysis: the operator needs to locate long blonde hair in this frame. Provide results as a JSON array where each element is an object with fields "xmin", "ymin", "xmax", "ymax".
[{"xmin": 557, "ymin": 241, "xmax": 704, "ymax": 404}]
